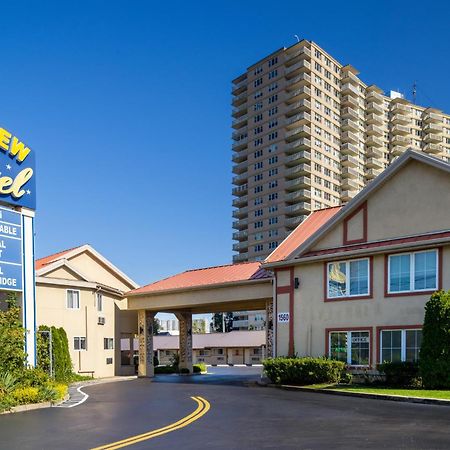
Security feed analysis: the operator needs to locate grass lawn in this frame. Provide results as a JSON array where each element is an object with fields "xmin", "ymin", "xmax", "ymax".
[{"xmin": 329, "ymin": 386, "xmax": 450, "ymax": 400}]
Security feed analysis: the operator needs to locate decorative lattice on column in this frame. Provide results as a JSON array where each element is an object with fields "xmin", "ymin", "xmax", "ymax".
[
  {"xmin": 177, "ymin": 312, "xmax": 193, "ymax": 371},
  {"xmin": 138, "ymin": 310, "xmax": 146, "ymax": 367},
  {"xmin": 266, "ymin": 298, "xmax": 274, "ymax": 358}
]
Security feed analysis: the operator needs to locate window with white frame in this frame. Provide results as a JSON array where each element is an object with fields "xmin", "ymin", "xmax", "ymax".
[
  {"xmin": 96, "ymin": 293, "xmax": 103, "ymax": 312},
  {"xmin": 74, "ymin": 336, "xmax": 86, "ymax": 351},
  {"xmin": 388, "ymin": 249, "xmax": 438, "ymax": 294},
  {"xmin": 329, "ymin": 330, "xmax": 370, "ymax": 366},
  {"xmin": 67, "ymin": 290, "xmax": 80, "ymax": 309},
  {"xmin": 327, "ymin": 259, "xmax": 369, "ymax": 298},
  {"xmin": 380, "ymin": 329, "xmax": 422, "ymax": 363},
  {"xmin": 104, "ymin": 338, "xmax": 114, "ymax": 350}
]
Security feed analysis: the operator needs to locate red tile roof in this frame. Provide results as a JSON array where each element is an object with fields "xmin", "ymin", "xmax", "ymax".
[
  {"xmin": 35, "ymin": 245, "xmax": 84, "ymax": 270},
  {"xmin": 264, "ymin": 207, "xmax": 342, "ymax": 263},
  {"xmin": 128, "ymin": 262, "xmax": 271, "ymax": 296}
]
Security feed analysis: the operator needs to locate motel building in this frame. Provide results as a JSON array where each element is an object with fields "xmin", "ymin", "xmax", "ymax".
[
  {"xmin": 128, "ymin": 150, "xmax": 450, "ymax": 376},
  {"xmin": 154, "ymin": 330, "xmax": 265, "ymax": 366},
  {"xmin": 35, "ymin": 245, "xmax": 139, "ymax": 377}
]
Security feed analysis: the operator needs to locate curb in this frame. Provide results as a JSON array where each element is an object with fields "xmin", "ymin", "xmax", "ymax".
[{"xmin": 275, "ymin": 384, "xmax": 450, "ymax": 407}]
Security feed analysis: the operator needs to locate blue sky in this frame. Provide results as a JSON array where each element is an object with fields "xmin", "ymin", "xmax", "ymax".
[{"xmin": 2, "ymin": 0, "xmax": 450, "ymax": 288}]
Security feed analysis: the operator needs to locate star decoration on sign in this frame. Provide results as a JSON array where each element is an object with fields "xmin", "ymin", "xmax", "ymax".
[
  {"xmin": 26, "ymin": 190, "xmax": 31, "ymax": 195},
  {"xmin": 6, "ymin": 164, "xmax": 11, "ymax": 170}
]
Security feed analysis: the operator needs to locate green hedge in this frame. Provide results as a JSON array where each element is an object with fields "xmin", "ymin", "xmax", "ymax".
[
  {"xmin": 377, "ymin": 361, "xmax": 420, "ymax": 387},
  {"xmin": 420, "ymin": 291, "xmax": 450, "ymax": 389},
  {"xmin": 263, "ymin": 357, "xmax": 346, "ymax": 385}
]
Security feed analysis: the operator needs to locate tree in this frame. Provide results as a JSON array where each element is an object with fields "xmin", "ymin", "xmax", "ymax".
[
  {"xmin": 0, "ymin": 293, "xmax": 26, "ymax": 373},
  {"xmin": 210, "ymin": 312, "xmax": 233, "ymax": 332},
  {"xmin": 419, "ymin": 291, "xmax": 450, "ymax": 389},
  {"xmin": 153, "ymin": 318, "xmax": 160, "ymax": 335},
  {"xmin": 192, "ymin": 319, "xmax": 206, "ymax": 334}
]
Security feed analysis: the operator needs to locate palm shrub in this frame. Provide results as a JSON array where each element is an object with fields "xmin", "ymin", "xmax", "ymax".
[{"xmin": 420, "ymin": 291, "xmax": 450, "ymax": 389}]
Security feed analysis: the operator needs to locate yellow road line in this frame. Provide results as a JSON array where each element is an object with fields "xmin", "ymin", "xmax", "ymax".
[{"xmin": 91, "ymin": 396, "xmax": 210, "ymax": 450}]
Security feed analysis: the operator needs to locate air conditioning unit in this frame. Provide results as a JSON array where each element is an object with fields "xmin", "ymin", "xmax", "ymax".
[{"xmin": 98, "ymin": 317, "xmax": 105, "ymax": 325}]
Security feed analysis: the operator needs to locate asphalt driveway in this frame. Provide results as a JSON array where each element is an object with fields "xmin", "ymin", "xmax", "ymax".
[{"xmin": 1, "ymin": 367, "xmax": 450, "ymax": 449}]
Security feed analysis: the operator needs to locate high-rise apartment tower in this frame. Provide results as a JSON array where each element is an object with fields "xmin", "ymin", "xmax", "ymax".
[{"xmin": 232, "ymin": 39, "xmax": 450, "ymax": 262}]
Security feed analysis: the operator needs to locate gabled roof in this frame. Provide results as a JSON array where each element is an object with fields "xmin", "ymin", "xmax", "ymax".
[
  {"xmin": 264, "ymin": 150, "xmax": 450, "ymax": 267},
  {"xmin": 35, "ymin": 245, "xmax": 83, "ymax": 270},
  {"xmin": 127, "ymin": 262, "xmax": 271, "ymax": 296},
  {"xmin": 265, "ymin": 207, "xmax": 342, "ymax": 263},
  {"xmin": 36, "ymin": 244, "xmax": 138, "ymax": 289}
]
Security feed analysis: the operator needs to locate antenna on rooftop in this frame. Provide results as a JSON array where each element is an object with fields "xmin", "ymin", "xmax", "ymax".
[
  {"xmin": 294, "ymin": 35, "xmax": 300, "ymax": 43},
  {"xmin": 412, "ymin": 81, "xmax": 417, "ymax": 104}
]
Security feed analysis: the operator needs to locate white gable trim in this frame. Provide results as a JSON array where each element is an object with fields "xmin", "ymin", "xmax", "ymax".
[
  {"xmin": 44, "ymin": 244, "xmax": 139, "ymax": 289},
  {"xmin": 36, "ymin": 259, "xmax": 91, "ymax": 282}
]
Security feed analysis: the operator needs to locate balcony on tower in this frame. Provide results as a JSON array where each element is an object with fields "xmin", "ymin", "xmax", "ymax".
[
  {"xmin": 285, "ymin": 176, "xmax": 311, "ymax": 191},
  {"xmin": 232, "ymin": 113, "xmax": 248, "ymax": 129},
  {"xmin": 285, "ymin": 215, "xmax": 309, "ymax": 229},
  {"xmin": 232, "ymin": 195, "xmax": 248, "ymax": 208},
  {"xmin": 232, "ymin": 75, "xmax": 247, "ymax": 96},
  {"xmin": 366, "ymin": 134, "xmax": 384, "ymax": 148},
  {"xmin": 365, "ymin": 124, "xmax": 383, "ymax": 136},
  {"xmin": 341, "ymin": 142, "xmax": 359, "ymax": 157},
  {"xmin": 341, "ymin": 107, "xmax": 359, "ymax": 121},
  {"xmin": 232, "ymin": 91, "xmax": 247, "ymax": 107},
  {"xmin": 286, "ymin": 99, "xmax": 311, "ymax": 116},
  {"xmin": 285, "ymin": 59, "xmax": 311, "ymax": 79},
  {"xmin": 285, "ymin": 150, "xmax": 311, "ymax": 167},
  {"xmin": 391, "ymin": 124, "xmax": 410, "ymax": 135},
  {"xmin": 285, "ymin": 163, "xmax": 311, "ymax": 179},
  {"xmin": 232, "ymin": 230, "xmax": 248, "ymax": 241},
  {"xmin": 423, "ymin": 143, "xmax": 442, "ymax": 155},
  {"xmin": 341, "ymin": 119, "xmax": 359, "ymax": 133},
  {"xmin": 366, "ymin": 113, "xmax": 384, "ymax": 125},
  {"xmin": 232, "ymin": 218, "xmax": 248, "ymax": 230},
  {"xmin": 365, "ymin": 168, "xmax": 383, "ymax": 180},
  {"xmin": 286, "ymin": 86, "xmax": 311, "ymax": 104},
  {"xmin": 286, "ymin": 73, "xmax": 311, "ymax": 91},
  {"xmin": 285, "ymin": 138, "xmax": 311, "ymax": 154},
  {"xmin": 232, "ymin": 183, "xmax": 248, "ymax": 197},
  {"xmin": 285, "ymin": 125, "xmax": 311, "ymax": 142},
  {"xmin": 366, "ymin": 102, "xmax": 384, "ymax": 115},
  {"xmin": 341, "ymin": 131, "xmax": 359, "ymax": 144},
  {"xmin": 285, "ymin": 189, "xmax": 311, "ymax": 203},
  {"xmin": 285, "ymin": 202, "xmax": 311, "ymax": 216},
  {"xmin": 341, "ymin": 154, "xmax": 359, "ymax": 168},
  {"xmin": 286, "ymin": 112, "xmax": 311, "ymax": 129}
]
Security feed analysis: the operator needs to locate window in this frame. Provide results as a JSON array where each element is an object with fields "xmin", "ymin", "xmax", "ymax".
[
  {"xmin": 380, "ymin": 329, "xmax": 422, "ymax": 363},
  {"xmin": 74, "ymin": 337, "xmax": 86, "ymax": 351},
  {"xmin": 67, "ymin": 290, "xmax": 80, "ymax": 309},
  {"xmin": 327, "ymin": 258, "xmax": 370, "ymax": 299},
  {"xmin": 104, "ymin": 338, "xmax": 114, "ymax": 350},
  {"xmin": 388, "ymin": 249, "xmax": 438, "ymax": 294},
  {"xmin": 329, "ymin": 330, "xmax": 370, "ymax": 366},
  {"xmin": 96, "ymin": 293, "xmax": 103, "ymax": 312}
]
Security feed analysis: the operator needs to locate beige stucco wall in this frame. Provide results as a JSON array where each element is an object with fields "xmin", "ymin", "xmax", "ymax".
[
  {"xmin": 279, "ymin": 245, "xmax": 450, "ymax": 365},
  {"xmin": 67, "ymin": 251, "xmax": 132, "ymax": 292},
  {"xmin": 127, "ymin": 281, "xmax": 272, "ymax": 314},
  {"xmin": 36, "ymin": 250, "xmax": 137, "ymax": 378},
  {"xmin": 276, "ymin": 293, "xmax": 290, "ymax": 356},
  {"xmin": 36, "ymin": 284, "xmax": 119, "ymax": 378}
]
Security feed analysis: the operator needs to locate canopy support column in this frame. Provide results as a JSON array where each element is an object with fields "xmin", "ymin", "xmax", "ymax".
[
  {"xmin": 175, "ymin": 312, "xmax": 193, "ymax": 374},
  {"xmin": 138, "ymin": 310, "xmax": 155, "ymax": 377}
]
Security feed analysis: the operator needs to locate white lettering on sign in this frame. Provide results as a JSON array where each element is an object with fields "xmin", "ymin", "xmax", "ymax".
[
  {"xmin": 277, "ymin": 312, "xmax": 290, "ymax": 323},
  {"xmin": 351, "ymin": 336, "xmax": 369, "ymax": 344}
]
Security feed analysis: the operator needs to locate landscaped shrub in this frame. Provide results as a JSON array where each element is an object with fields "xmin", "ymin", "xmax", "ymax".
[
  {"xmin": 11, "ymin": 387, "xmax": 40, "ymax": 405},
  {"xmin": 420, "ymin": 291, "xmax": 450, "ymax": 389},
  {"xmin": 154, "ymin": 366, "xmax": 177, "ymax": 374},
  {"xmin": 0, "ymin": 294, "xmax": 26, "ymax": 373},
  {"xmin": 0, "ymin": 371, "xmax": 19, "ymax": 395},
  {"xmin": 193, "ymin": 363, "xmax": 206, "ymax": 373},
  {"xmin": 377, "ymin": 361, "xmax": 420, "ymax": 387},
  {"xmin": 263, "ymin": 357, "xmax": 346, "ymax": 385}
]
